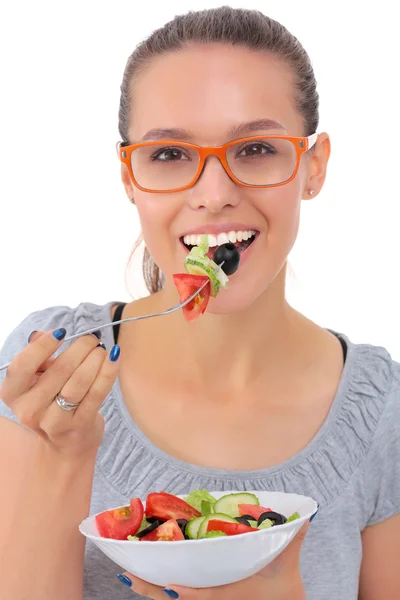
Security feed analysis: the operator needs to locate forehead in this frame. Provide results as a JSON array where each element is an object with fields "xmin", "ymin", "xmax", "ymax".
[{"xmin": 129, "ymin": 43, "xmax": 302, "ymax": 143}]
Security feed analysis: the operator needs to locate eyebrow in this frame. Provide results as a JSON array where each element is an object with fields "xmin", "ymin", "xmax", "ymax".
[{"xmin": 139, "ymin": 119, "xmax": 285, "ymax": 142}]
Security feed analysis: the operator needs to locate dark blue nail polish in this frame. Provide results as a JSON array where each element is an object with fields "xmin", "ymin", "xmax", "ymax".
[
  {"xmin": 28, "ymin": 330, "xmax": 38, "ymax": 343},
  {"xmin": 116, "ymin": 574, "xmax": 132, "ymax": 588},
  {"xmin": 53, "ymin": 328, "xmax": 67, "ymax": 341},
  {"xmin": 110, "ymin": 345, "xmax": 120, "ymax": 362},
  {"xmin": 310, "ymin": 504, "xmax": 319, "ymax": 522},
  {"xmin": 91, "ymin": 330, "xmax": 102, "ymax": 340},
  {"xmin": 163, "ymin": 590, "xmax": 179, "ymax": 599},
  {"xmin": 97, "ymin": 342, "xmax": 107, "ymax": 350}
]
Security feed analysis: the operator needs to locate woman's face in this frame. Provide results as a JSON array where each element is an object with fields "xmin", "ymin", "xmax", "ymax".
[{"xmin": 122, "ymin": 43, "xmax": 329, "ymax": 313}]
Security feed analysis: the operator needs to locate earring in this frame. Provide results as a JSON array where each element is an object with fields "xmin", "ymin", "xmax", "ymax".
[{"xmin": 308, "ymin": 189, "xmax": 314, "ymax": 195}]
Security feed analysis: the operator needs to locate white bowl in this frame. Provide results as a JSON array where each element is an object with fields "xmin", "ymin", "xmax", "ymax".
[{"xmin": 79, "ymin": 490, "xmax": 317, "ymax": 588}]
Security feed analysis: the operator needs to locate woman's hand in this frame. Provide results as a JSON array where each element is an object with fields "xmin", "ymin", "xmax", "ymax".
[
  {"xmin": 0, "ymin": 328, "xmax": 121, "ymax": 458},
  {"xmin": 117, "ymin": 521, "xmax": 309, "ymax": 599}
]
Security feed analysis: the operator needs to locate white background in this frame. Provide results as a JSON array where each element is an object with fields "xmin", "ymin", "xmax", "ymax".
[{"xmin": 1, "ymin": 1, "xmax": 399, "ymax": 356}]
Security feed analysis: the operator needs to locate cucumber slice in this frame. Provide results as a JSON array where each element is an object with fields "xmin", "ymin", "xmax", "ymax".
[
  {"xmin": 286, "ymin": 512, "xmax": 300, "ymax": 523},
  {"xmin": 185, "ymin": 516, "xmax": 206, "ymax": 540},
  {"xmin": 258, "ymin": 518, "xmax": 273, "ymax": 529},
  {"xmin": 198, "ymin": 513, "xmax": 238, "ymax": 539},
  {"xmin": 184, "ymin": 260, "xmax": 220, "ymax": 297},
  {"xmin": 214, "ymin": 492, "xmax": 260, "ymax": 518}
]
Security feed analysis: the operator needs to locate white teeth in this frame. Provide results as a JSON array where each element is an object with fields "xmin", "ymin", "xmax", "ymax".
[
  {"xmin": 208, "ymin": 234, "xmax": 218, "ymax": 247},
  {"xmin": 217, "ymin": 232, "xmax": 230, "ymax": 245},
  {"xmin": 183, "ymin": 230, "xmax": 257, "ymax": 247}
]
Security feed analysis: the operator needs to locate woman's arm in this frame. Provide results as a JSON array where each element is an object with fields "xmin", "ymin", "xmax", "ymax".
[
  {"xmin": 0, "ymin": 418, "xmax": 97, "ymax": 600},
  {"xmin": 359, "ymin": 514, "xmax": 400, "ymax": 600}
]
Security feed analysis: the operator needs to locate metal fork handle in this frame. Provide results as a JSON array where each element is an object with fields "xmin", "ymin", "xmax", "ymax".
[{"xmin": 0, "ymin": 273, "xmax": 215, "ymax": 372}]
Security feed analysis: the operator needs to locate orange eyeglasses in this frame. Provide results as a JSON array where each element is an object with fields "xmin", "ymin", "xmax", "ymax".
[{"xmin": 117, "ymin": 133, "xmax": 318, "ymax": 193}]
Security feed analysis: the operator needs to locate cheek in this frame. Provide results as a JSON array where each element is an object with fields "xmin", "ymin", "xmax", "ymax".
[
  {"xmin": 134, "ymin": 194, "xmax": 179, "ymax": 268},
  {"xmin": 256, "ymin": 182, "xmax": 302, "ymax": 246}
]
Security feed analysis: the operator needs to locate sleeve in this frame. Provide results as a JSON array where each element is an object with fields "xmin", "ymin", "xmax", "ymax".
[
  {"xmin": 363, "ymin": 368, "xmax": 400, "ymax": 526},
  {"xmin": 0, "ymin": 305, "xmax": 75, "ymax": 423}
]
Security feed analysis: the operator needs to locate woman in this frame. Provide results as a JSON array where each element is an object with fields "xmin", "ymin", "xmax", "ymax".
[{"xmin": 0, "ymin": 6, "xmax": 399, "ymax": 600}]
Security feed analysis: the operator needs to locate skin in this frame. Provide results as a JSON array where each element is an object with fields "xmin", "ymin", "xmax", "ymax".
[{"xmin": 114, "ymin": 43, "xmax": 400, "ymax": 599}]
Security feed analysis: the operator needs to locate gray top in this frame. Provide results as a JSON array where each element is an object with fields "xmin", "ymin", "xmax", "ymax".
[{"xmin": 1, "ymin": 301, "xmax": 400, "ymax": 600}]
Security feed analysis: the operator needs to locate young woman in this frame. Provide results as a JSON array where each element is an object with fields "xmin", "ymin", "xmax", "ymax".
[{"xmin": 0, "ymin": 7, "xmax": 399, "ymax": 600}]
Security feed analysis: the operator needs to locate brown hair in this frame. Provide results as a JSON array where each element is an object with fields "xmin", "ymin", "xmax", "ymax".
[{"xmin": 119, "ymin": 6, "xmax": 319, "ymax": 295}]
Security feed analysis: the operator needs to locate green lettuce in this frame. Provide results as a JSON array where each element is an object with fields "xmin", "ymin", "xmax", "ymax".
[{"xmin": 185, "ymin": 489, "xmax": 217, "ymax": 513}]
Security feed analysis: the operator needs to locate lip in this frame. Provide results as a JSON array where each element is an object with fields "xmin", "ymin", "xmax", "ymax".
[
  {"xmin": 179, "ymin": 231, "xmax": 261, "ymax": 263},
  {"xmin": 179, "ymin": 223, "xmax": 261, "ymax": 238}
]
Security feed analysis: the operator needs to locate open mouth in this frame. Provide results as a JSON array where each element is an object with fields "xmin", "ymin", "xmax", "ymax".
[{"xmin": 180, "ymin": 230, "xmax": 259, "ymax": 258}]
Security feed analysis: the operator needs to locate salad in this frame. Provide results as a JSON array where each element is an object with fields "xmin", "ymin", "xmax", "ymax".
[
  {"xmin": 95, "ymin": 490, "xmax": 300, "ymax": 542},
  {"xmin": 173, "ymin": 237, "xmax": 240, "ymax": 321}
]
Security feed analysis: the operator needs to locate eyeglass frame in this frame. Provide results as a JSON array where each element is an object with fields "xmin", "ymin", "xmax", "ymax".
[{"xmin": 117, "ymin": 133, "xmax": 318, "ymax": 194}]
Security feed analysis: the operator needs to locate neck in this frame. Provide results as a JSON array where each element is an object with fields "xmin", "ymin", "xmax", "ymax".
[{"xmin": 150, "ymin": 265, "xmax": 316, "ymax": 391}]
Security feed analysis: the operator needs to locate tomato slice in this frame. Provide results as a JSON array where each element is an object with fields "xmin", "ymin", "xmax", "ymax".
[
  {"xmin": 140, "ymin": 519, "xmax": 185, "ymax": 541},
  {"xmin": 95, "ymin": 497, "xmax": 144, "ymax": 540},
  {"xmin": 238, "ymin": 504, "xmax": 272, "ymax": 520},
  {"xmin": 173, "ymin": 274, "xmax": 210, "ymax": 322},
  {"xmin": 207, "ymin": 519, "xmax": 258, "ymax": 536},
  {"xmin": 146, "ymin": 491, "xmax": 201, "ymax": 521}
]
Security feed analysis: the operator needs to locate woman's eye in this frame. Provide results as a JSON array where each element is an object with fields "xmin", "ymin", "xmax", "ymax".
[
  {"xmin": 238, "ymin": 143, "xmax": 275, "ymax": 157},
  {"xmin": 151, "ymin": 148, "xmax": 189, "ymax": 161}
]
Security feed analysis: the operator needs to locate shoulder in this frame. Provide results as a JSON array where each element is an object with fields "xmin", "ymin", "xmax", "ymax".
[
  {"xmin": 341, "ymin": 333, "xmax": 400, "ymax": 525},
  {"xmin": 342, "ymin": 333, "xmax": 399, "ymax": 429}
]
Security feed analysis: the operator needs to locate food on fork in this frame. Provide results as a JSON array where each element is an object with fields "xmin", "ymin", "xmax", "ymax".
[{"xmin": 173, "ymin": 237, "xmax": 241, "ymax": 321}]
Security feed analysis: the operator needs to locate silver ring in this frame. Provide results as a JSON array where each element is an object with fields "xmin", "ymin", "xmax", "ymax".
[{"xmin": 55, "ymin": 393, "xmax": 80, "ymax": 412}]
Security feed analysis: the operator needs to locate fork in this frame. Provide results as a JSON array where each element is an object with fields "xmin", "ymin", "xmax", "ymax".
[{"xmin": 0, "ymin": 270, "xmax": 219, "ymax": 372}]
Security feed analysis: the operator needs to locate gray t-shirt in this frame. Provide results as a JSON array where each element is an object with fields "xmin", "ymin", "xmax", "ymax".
[{"xmin": 1, "ymin": 301, "xmax": 399, "ymax": 600}]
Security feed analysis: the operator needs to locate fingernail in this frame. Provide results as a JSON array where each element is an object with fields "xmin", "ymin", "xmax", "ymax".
[
  {"xmin": 116, "ymin": 573, "xmax": 132, "ymax": 588},
  {"xmin": 310, "ymin": 504, "xmax": 319, "ymax": 522},
  {"xmin": 28, "ymin": 330, "xmax": 38, "ymax": 343},
  {"xmin": 163, "ymin": 590, "xmax": 179, "ymax": 599},
  {"xmin": 97, "ymin": 342, "xmax": 107, "ymax": 350},
  {"xmin": 91, "ymin": 330, "xmax": 102, "ymax": 340},
  {"xmin": 52, "ymin": 328, "xmax": 67, "ymax": 341},
  {"xmin": 110, "ymin": 345, "xmax": 120, "ymax": 362}
]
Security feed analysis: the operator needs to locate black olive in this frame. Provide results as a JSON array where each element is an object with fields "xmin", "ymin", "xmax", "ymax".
[
  {"xmin": 135, "ymin": 520, "xmax": 162, "ymax": 538},
  {"xmin": 236, "ymin": 516, "xmax": 252, "ymax": 526},
  {"xmin": 257, "ymin": 511, "xmax": 287, "ymax": 527},
  {"xmin": 176, "ymin": 519, "xmax": 189, "ymax": 533},
  {"xmin": 238, "ymin": 514, "xmax": 256, "ymax": 521},
  {"xmin": 213, "ymin": 243, "xmax": 240, "ymax": 275},
  {"xmin": 146, "ymin": 516, "xmax": 162, "ymax": 524}
]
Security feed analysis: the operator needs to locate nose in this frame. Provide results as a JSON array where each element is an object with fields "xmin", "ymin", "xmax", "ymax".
[{"xmin": 187, "ymin": 156, "xmax": 241, "ymax": 213}]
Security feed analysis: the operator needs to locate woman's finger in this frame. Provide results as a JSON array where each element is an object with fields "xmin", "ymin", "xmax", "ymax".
[
  {"xmin": 27, "ymin": 330, "xmax": 55, "ymax": 376},
  {"xmin": 16, "ymin": 332, "xmax": 101, "ymax": 416},
  {"xmin": 117, "ymin": 572, "xmax": 175, "ymax": 599},
  {"xmin": 0, "ymin": 328, "xmax": 68, "ymax": 402},
  {"xmin": 74, "ymin": 345, "xmax": 120, "ymax": 422},
  {"xmin": 52, "ymin": 342, "xmax": 107, "ymax": 408}
]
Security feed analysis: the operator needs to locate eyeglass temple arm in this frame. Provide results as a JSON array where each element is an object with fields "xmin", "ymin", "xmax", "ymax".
[{"xmin": 307, "ymin": 133, "xmax": 318, "ymax": 150}]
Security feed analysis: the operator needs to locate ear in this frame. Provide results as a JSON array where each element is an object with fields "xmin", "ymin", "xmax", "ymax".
[
  {"xmin": 303, "ymin": 132, "xmax": 331, "ymax": 200},
  {"xmin": 121, "ymin": 163, "xmax": 135, "ymax": 203}
]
